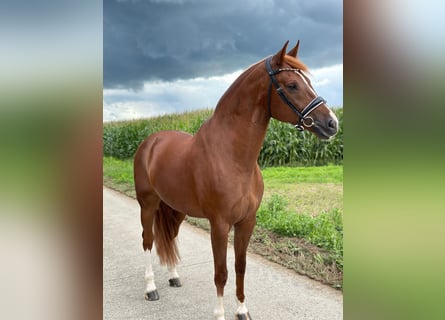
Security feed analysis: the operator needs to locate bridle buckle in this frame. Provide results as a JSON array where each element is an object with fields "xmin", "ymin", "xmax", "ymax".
[{"xmin": 302, "ymin": 116, "xmax": 315, "ymax": 128}]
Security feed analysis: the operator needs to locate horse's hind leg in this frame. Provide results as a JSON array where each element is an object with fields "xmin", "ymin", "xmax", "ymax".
[
  {"xmin": 161, "ymin": 205, "xmax": 186, "ymax": 288},
  {"xmin": 170, "ymin": 211, "xmax": 186, "ymax": 288},
  {"xmin": 139, "ymin": 193, "xmax": 161, "ymax": 301}
]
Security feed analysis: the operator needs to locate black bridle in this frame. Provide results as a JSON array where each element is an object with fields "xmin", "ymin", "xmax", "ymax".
[{"xmin": 266, "ymin": 56, "xmax": 326, "ymax": 131}]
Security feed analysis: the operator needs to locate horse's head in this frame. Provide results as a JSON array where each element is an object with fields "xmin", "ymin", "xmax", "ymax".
[{"xmin": 265, "ymin": 41, "xmax": 338, "ymax": 139}]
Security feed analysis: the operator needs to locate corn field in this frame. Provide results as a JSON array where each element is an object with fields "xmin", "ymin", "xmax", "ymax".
[{"xmin": 103, "ymin": 108, "xmax": 342, "ymax": 167}]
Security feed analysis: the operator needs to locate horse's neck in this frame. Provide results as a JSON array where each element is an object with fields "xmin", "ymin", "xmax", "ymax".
[{"xmin": 196, "ymin": 72, "xmax": 270, "ymax": 170}]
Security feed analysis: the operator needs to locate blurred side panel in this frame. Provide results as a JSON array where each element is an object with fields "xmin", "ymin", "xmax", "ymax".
[
  {"xmin": 344, "ymin": 0, "xmax": 445, "ymax": 319},
  {"xmin": 0, "ymin": 1, "xmax": 102, "ymax": 319}
]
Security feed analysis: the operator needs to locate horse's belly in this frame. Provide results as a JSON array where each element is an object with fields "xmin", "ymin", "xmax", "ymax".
[
  {"xmin": 149, "ymin": 163, "xmax": 200, "ymax": 214},
  {"xmin": 156, "ymin": 185, "xmax": 205, "ymax": 218}
]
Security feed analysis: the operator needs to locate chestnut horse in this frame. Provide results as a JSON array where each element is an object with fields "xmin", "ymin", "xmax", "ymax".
[{"xmin": 134, "ymin": 41, "xmax": 338, "ymax": 320}]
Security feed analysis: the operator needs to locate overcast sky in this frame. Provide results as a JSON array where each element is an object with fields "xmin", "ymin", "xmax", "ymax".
[{"xmin": 103, "ymin": 0, "xmax": 343, "ymax": 122}]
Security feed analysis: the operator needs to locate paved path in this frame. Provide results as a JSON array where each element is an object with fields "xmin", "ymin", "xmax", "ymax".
[{"xmin": 104, "ymin": 187, "xmax": 343, "ymax": 320}]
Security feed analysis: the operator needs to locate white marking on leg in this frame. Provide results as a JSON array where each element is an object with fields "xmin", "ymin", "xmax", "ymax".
[
  {"xmin": 236, "ymin": 300, "xmax": 249, "ymax": 315},
  {"xmin": 213, "ymin": 296, "xmax": 225, "ymax": 320},
  {"xmin": 144, "ymin": 250, "xmax": 156, "ymax": 293},
  {"xmin": 168, "ymin": 265, "xmax": 179, "ymax": 279}
]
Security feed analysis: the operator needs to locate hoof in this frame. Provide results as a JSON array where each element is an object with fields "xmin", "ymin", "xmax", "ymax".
[
  {"xmin": 236, "ymin": 312, "xmax": 252, "ymax": 320},
  {"xmin": 144, "ymin": 289, "xmax": 159, "ymax": 301},
  {"xmin": 169, "ymin": 277, "xmax": 182, "ymax": 287}
]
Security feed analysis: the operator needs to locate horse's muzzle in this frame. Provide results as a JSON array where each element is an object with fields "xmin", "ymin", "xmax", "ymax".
[{"xmin": 313, "ymin": 116, "xmax": 338, "ymax": 139}]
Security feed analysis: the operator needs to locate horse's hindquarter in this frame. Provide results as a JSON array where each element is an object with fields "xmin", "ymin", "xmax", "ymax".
[{"xmin": 138, "ymin": 131, "xmax": 201, "ymax": 215}]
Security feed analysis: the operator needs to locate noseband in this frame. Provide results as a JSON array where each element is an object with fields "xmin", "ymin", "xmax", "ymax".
[{"xmin": 266, "ymin": 56, "xmax": 326, "ymax": 131}]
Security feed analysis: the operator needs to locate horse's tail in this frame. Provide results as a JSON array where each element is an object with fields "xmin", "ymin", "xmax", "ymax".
[{"xmin": 153, "ymin": 201, "xmax": 185, "ymax": 268}]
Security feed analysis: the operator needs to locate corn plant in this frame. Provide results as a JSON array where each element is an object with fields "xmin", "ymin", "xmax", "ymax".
[{"xmin": 103, "ymin": 108, "xmax": 343, "ymax": 166}]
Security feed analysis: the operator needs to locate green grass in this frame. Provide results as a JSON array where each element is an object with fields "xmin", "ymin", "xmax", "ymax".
[
  {"xmin": 103, "ymin": 156, "xmax": 133, "ymax": 183},
  {"xmin": 261, "ymin": 165, "xmax": 343, "ymax": 184},
  {"xmin": 261, "ymin": 166, "xmax": 342, "ymax": 217},
  {"xmin": 103, "ymin": 157, "xmax": 135, "ymax": 197},
  {"xmin": 257, "ymin": 194, "xmax": 343, "ymax": 271}
]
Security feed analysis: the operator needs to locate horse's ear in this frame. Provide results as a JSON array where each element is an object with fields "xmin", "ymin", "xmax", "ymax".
[
  {"xmin": 287, "ymin": 40, "xmax": 300, "ymax": 58},
  {"xmin": 272, "ymin": 40, "xmax": 289, "ymax": 66}
]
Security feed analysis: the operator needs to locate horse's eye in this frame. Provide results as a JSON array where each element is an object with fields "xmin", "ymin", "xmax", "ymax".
[{"xmin": 287, "ymin": 83, "xmax": 297, "ymax": 91}]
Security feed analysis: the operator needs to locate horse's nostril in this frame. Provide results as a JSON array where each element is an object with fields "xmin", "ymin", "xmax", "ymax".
[{"xmin": 328, "ymin": 119, "xmax": 337, "ymax": 129}]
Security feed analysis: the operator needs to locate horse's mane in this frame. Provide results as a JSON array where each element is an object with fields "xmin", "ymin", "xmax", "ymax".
[
  {"xmin": 283, "ymin": 56, "xmax": 309, "ymax": 72},
  {"xmin": 215, "ymin": 55, "xmax": 310, "ymax": 112}
]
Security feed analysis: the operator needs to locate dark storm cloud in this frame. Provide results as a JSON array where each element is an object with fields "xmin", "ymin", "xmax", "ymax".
[{"xmin": 104, "ymin": 0, "xmax": 342, "ymax": 89}]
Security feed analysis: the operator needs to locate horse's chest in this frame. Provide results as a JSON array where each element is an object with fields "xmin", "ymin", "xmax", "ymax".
[{"xmin": 200, "ymin": 174, "xmax": 263, "ymax": 215}]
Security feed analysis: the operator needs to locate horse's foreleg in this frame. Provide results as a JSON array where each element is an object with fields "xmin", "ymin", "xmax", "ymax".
[
  {"xmin": 233, "ymin": 217, "xmax": 256, "ymax": 320},
  {"xmin": 210, "ymin": 222, "xmax": 230, "ymax": 320}
]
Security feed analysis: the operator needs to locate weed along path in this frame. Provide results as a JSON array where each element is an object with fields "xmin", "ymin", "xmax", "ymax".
[{"xmin": 104, "ymin": 187, "xmax": 343, "ymax": 320}]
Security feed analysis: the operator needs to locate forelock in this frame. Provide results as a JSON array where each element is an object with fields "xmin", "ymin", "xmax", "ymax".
[{"xmin": 284, "ymin": 55, "xmax": 309, "ymax": 72}]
